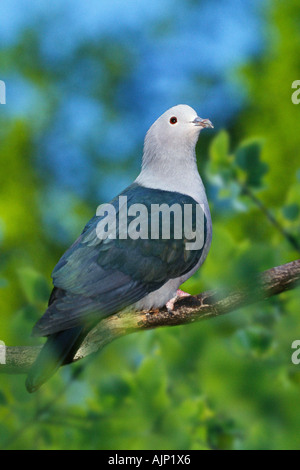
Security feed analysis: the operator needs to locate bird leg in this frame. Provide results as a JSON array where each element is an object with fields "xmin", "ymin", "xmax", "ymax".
[{"xmin": 166, "ymin": 289, "xmax": 191, "ymax": 313}]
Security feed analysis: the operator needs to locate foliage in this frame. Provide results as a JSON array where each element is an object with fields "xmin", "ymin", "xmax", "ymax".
[{"xmin": 0, "ymin": 0, "xmax": 300, "ymax": 451}]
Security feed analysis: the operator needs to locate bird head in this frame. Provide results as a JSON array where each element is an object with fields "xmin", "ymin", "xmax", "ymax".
[{"xmin": 143, "ymin": 105, "xmax": 213, "ymax": 165}]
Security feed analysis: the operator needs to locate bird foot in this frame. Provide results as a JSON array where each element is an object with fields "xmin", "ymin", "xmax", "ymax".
[{"xmin": 166, "ymin": 289, "xmax": 191, "ymax": 313}]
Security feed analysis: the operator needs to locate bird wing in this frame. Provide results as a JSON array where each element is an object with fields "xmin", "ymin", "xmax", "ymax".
[{"xmin": 32, "ymin": 184, "xmax": 207, "ymax": 337}]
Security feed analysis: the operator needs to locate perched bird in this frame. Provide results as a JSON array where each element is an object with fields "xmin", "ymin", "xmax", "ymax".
[{"xmin": 26, "ymin": 104, "xmax": 213, "ymax": 393}]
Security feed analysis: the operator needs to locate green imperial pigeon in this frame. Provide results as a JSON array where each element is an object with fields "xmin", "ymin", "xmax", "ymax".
[{"xmin": 26, "ymin": 104, "xmax": 213, "ymax": 393}]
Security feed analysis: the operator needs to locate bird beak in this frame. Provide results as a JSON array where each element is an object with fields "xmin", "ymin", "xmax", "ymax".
[{"xmin": 192, "ymin": 117, "xmax": 214, "ymax": 129}]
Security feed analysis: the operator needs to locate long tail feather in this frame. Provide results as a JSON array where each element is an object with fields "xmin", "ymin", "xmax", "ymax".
[{"xmin": 25, "ymin": 326, "xmax": 85, "ymax": 393}]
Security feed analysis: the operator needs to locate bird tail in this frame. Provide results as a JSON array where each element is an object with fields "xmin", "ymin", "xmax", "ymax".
[{"xmin": 25, "ymin": 326, "xmax": 85, "ymax": 393}]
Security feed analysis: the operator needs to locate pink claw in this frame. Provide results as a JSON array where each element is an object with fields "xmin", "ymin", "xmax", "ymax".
[{"xmin": 166, "ymin": 289, "xmax": 191, "ymax": 312}]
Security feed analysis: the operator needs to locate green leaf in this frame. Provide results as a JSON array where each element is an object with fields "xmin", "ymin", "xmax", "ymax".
[
  {"xmin": 17, "ymin": 267, "xmax": 50, "ymax": 304},
  {"xmin": 235, "ymin": 139, "xmax": 268, "ymax": 187},
  {"xmin": 210, "ymin": 130, "xmax": 230, "ymax": 164},
  {"xmin": 0, "ymin": 390, "xmax": 7, "ymax": 406},
  {"xmin": 207, "ymin": 131, "xmax": 236, "ymax": 184},
  {"xmin": 232, "ymin": 326, "xmax": 274, "ymax": 358},
  {"xmin": 283, "ymin": 203, "xmax": 300, "ymax": 221}
]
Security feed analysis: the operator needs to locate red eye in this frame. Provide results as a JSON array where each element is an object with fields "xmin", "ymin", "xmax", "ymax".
[{"xmin": 169, "ymin": 116, "xmax": 177, "ymax": 124}]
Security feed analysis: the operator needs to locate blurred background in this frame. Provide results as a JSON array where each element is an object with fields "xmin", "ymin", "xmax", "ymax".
[{"xmin": 0, "ymin": 0, "xmax": 300, "ymax": 450}]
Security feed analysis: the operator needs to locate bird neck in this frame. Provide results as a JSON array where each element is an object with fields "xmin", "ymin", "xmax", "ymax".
[{"xmin": 135, "ymin": 146, "xmax": 206, "ymax": 204}]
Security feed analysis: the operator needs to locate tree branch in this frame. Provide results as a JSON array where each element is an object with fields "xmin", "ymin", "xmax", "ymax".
[{"xmin": 1, "ymin": 259, "xmax": 300, "ymax": 374}]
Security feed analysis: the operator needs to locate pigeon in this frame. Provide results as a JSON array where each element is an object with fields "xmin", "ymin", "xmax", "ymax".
[{"xmin": 26, "ymin": 104, "xmax": 213, "ymax": 393}]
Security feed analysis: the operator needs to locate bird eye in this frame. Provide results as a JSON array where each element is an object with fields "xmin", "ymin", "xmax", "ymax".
[{"xmin": 169, "ymin": 116, "xmax": 177, "ymax": 125}]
